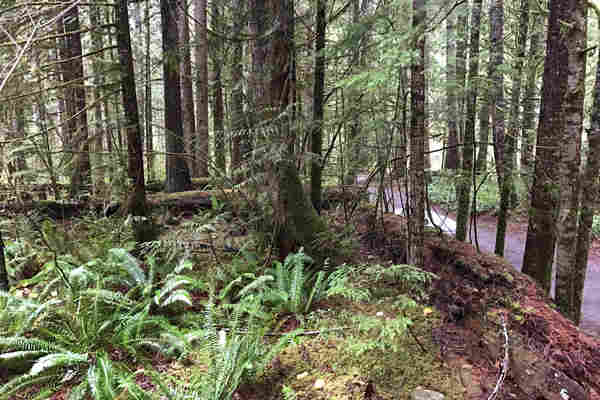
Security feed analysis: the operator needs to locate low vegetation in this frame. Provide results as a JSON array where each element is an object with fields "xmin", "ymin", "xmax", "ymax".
[{"xmin": 0, "ymin": 203, "xmax": 462, "ymax": 400}]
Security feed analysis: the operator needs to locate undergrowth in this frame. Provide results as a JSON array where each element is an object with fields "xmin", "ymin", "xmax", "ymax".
[{"xmin": 0, "ymin": 208, "xmax": 455, "ymax": 400}]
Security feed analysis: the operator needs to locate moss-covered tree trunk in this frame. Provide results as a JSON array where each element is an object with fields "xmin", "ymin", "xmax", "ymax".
[
  {"xmin": 554, "ymin": 0, "xmax": 586, "ymax": 321},
  {"xmin": 265, "ymin": 0, "xmax": 327, "ymax": 260},
  {"xmin": 522, "ymin": 0, "xmax": 569, "ymax": 293}
]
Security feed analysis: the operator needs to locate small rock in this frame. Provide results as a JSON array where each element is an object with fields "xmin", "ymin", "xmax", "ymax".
[
  {"xmin": 314, "ymin": 379, "xmax": 325, "ymax": 389},
  {"xmin": 376, "ymin": 311, "xmax": 384, "ymax": 317},
  {"xmin": 411, "ymin": 387, "xmax": 445, "ymax": 400},
  {"xmin": 296, "ymin": 372, "xmax": 308, "ymax": 380}
]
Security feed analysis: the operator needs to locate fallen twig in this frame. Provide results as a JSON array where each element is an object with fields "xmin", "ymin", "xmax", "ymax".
[{"xmin": 488, "ymin": 314, "xmax": 509, "ymax": 400}]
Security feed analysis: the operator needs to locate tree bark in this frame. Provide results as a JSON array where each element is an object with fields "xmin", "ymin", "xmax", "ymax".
[
  {"xmin": 574, "ymin": 10, "xmax": 600, "ymax": 325},
  {"xmin": 522, "ymin": 0, "xmax": 570, "ymax": 293},
  {"xmin": 89, "ymin": 5, "xmax": 106, "ymax": 195},
  {"xmin": 194, "ymin": 0, "xmax": 209, "ymax": 177},
  {"xmin": 445, "ymin": 12, "xmax": 459, "ymax": 170},
  {"xmin": 520, "ymin": 15, "xmax": 542, "ymax": 188},
  {"xmin": 59, "ymin": 5, "xmax": 91, "ymax": 196},
  {"xmin": 455, "ymin": 1, "xmax": 468, "ymax": 168},
  {"xmin": 179, "ymin": 0, "xmax": 197, "ymax": 177},
  {"xmin": 409, "ymin": 0, "xmax": 426, "ymax": 267},
  {"xmin": 162, "ymin": 0, "xmax": 191, "ymax": 192},
  {"xmin": 455, "ymin": 0, "xmax": 481, "ymax": 243},
  {"xmin": 344, "ymin": 0, "xmax": 371, "ymax": 185},
  {"xmin": 506, "ymin": 0, "xmax": 530, "ymax": 207},
  {"xmin": 265, "ymin": 0, "xmax": 327, "ymax": 260},
  {"xmin": 311, "ymin": 0, "xmax": 326, "ymax": 213},
  {"xmin": 490, "ymin": 0, "xmax": 508, "ymax": 256},
  {"xmin": 230, "ymin": 0, "xmax": 245, "ymax": 177},
  {"xmin": 211, "ymin": 0, "xmax": 226, "ymax": 173},
  {"xmin": 0, "ymin": 229, "xmax": 7, "ymax": 291},
  {"xmin": 555, "ymin": 0, "xmax": 586, "ymax": 321},
  {"xmin": 118, "ymin": 0, "xmax": 146, "ymax": 215},
  {"xmin": 144, "ymin": 0, "xmax": 154, "ymax": 182}
]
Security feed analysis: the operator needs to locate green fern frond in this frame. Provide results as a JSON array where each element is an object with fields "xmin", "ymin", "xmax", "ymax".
[
  {"xmin": 22, "ymin": 298, "xmax": 62, "ymax": 333},
  {"xmin": 234, "ymin": 275, "xmax": 273, "ymax": 300},
  {"xmin": 80, "ymin": 288, "xmax": 135, "ymax": 308},
  {"xmin": 67, "ymin": 381, "xmax": 89, "ymax": 400},
  {"xmin": 0, "ymin": 371, "xmax": 60, "ymax": 398},
  {"xmin": 108, "ymin": 248, "xmax": 146, "ymax": 285},
  {"xmin": 305, "ymin": 271, "xmax": 326, "ymax": 314},
  {"xmin": 0, "ymin": 337, "xmax": 65, "ymax": 353},
  {"xmin": 154, "ymin": 277, "xmax": 192, "ymax": 304},
  {"xmin": 0, "ymin": 350, "xmax": 48, "ymax": 363},
  {"xmin": 289, "ymin": 261, "xmax": 305, "ymax": 314},
  {"xmin": 30, "ymin": 352, "xmax": 88, "ymax": 376},
  {"xmin": 157, "ymin": 289, "xmax": 192, "ymax": 308}
]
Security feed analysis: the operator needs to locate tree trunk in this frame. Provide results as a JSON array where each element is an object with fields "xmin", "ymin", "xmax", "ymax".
[
  {"xmin": 574, "ymin": 11, "xmax": 600, "ymax": 325},
  {"xmin": 162, "ymin": 0, "xmax": 191, "ymax": 192},
  {"xmin": 311, "ymin": 0, "xmax": 326, "ymax": 213},
  {"xmin": 409, "ymin": 0, "xmax": 426, "ymax": 267},
  {"xmin": 476, "ymin": 79, "xmax": 490, "ymax": 173},
  {"xmin": 455, "ymin": 0, "xmax": 481, "ymax": 243},
  {"xmin": 180, "ymin": 0, "xmax": 197, "ymax": 177},
  {"xmin": 506, "ymin": 0, "xmax": 530, "ymax": 207},
  {"xmin": 264, "ymin": 0, "xmax": 327, "ymax": 260},
  {"xmin": 144, "ymin": 0, "xmax": 154, "ymax": 182},
  {"xmin": 554, "ymin": 1, "xmax": 587, "ymax": 321},
  {"xmin": 230, "ymin": 0, "xmax": 245, "ymax": 177},
  {"xmin": 118, "ymin": 0, "xmax": 146, "ymax": 215},
  {"xmin": 455, "ymin": 1, "xmax": 468, "ymax": 168},
  {"xmin": 522, "ymin": 0, "xmax": 570, "ymax": 293},
  {"xmin": 211, "ymin": 1, "xmax": 226, "ymax": 173},
  {"xmin": 445, "ymin": 12, "xmax": 459, "ymax": 170},
  {"xmin": 476, "ymin": 11, "xmax": 491, "ymax": 174},
  {"xmin": 90, "ymin": 5, "xmax": 106, "ymax": 195},
  {"xmin": 344, "ymin": 0, "xmax": 371, "ymax": 185},
  {"xmin": 0, "ymin": 229, "xmax": 7, "ymax": 291},
  {"xmin": 59, "ymin": 5, "xmax": 91, "ymax": 196},
  {"xmin": 490, "ymin": 0, "xmax": 508, "ymax": 256},
  {"xmin": 520, "ymin": 15, "xmax": 542, "ymax": 188},
  {"xmin": 194, "ymin": 0, "xmax": 209, "ymax": 177}
]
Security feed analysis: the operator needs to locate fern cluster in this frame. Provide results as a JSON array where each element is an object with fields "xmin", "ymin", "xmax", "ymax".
[
  {"xmin": 0, "ymin": 246, "xmax": 204, "ymax": 399},
  {"xmin": 219, "ymin": 248, "xmax": 361, "ymax": 318}
]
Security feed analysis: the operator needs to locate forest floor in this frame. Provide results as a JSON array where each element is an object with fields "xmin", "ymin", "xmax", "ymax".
[{"xmin": 3, "ymin": 187, "xmax": 600, "ymax": 399}]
